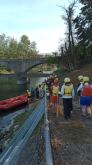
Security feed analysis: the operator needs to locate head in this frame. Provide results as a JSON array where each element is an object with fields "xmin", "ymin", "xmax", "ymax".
[
  {"xmin": 78, "ymin": 75, "xmax": 83, "ymax": 81},
  {"xmin": 83, "ymin": 76, "xmax": 89, "ymax": 83},
  {"xmin": 64, "ymin": 77, "xmax": 70, "ymax": 85},
  {"xmin": 54, "ymin": 79, "xmax": 58, "ymax": 85}
]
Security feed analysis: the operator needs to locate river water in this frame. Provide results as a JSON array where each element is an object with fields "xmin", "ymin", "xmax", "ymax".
[{"xmin": 0, "ymin": 69, "xmax": 55, "ymax": 128}]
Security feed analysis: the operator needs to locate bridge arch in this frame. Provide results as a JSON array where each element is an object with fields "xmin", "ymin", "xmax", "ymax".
[{"xmin": 0, "ymin": 58, "xmax": 48, "ymax": 73}]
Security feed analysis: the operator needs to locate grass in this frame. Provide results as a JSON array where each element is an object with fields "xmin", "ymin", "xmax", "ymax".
[{"xmin": 5, "ymin": 100, "xmax": 42, "ymax": 141}]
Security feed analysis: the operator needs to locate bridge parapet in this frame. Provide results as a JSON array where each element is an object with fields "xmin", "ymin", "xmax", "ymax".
[{"xmin": 0, "ymin": 58, "xmax": 48, "ymax": 73}]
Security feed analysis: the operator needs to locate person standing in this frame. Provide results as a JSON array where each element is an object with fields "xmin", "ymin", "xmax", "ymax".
[
  {"xmin": 35, "ymin": 85, "xmax": 39, "ymax": 100},
  {"xmin": 39, "ymin": 84, "xmax": 44, "ymax": 99},
  {"xmin": 70, "ymin": 78, "xmax": 73, "ymax": 113},
  {"xmin": 27, "ymin": 90, "xmax": 32, "ymax": 106},
  {"xmin": 80, "ymin": 76, "xmax": 92, "ymax": 119},
  {"xmin": 30, "ymin": 87, "xmax": 35, "ymax": 101},
  {"xmin": 58, "ymin": 77, "xmax": 75, "ymax": 121},
  {"xmin": 51, "ymin": 79, "xmax": 60, "ymax": 115},
  {"xmin": 77, "ymin": 75, "xmax": 84, "ymax": 109}
]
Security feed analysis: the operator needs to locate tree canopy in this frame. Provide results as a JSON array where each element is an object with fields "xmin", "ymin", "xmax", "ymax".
[{"xmin": 0, "ymin": 34, "xmax": 39, "ymax": 59}]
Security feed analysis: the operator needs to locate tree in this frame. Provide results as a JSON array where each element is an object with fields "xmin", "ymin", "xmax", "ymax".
[
  {"xmin": 58, "ymin": 0, "xmax": 78, "ymax": 70},
  {"xmin": 73, "ymin": 0, "xmax": 92, "ymax": 63},
  {"xmin": 20, "ymin": 35, "xmax": 30, "ymax": 58},
  {"xmin": 0, "ymin": 33, "xmax": 39, "ymax": 59},
  {"xmin": 8, "ymin": 38, "xmax": 18, "ymax": 59}
]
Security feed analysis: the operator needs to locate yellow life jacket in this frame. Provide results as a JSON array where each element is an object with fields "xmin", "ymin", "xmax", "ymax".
[
  {"xmin": 27, "ymin": 91, "xmax": 31, "ymax": 96},
  {"xmin": 52, "ymin": 85, "xmax": 59, "ymax": 96},
  {"xmin": 64, "ymin": 84, "xmax": 73, "ymax": 96}
]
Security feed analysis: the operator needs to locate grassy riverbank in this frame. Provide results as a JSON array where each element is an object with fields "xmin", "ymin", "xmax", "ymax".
[{"xmin": 5, "ymin": 100, "xmax": 42, "ymax": 141}]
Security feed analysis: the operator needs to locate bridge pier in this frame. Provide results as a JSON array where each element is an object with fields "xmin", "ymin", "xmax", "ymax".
[{"xmin": 17, "ymin": 77, "xmax": 27, "ymax": 85}]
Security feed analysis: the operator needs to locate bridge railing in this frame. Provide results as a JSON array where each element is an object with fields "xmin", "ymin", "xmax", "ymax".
[{"xmin": 0, "ymin": 53, "xmax": 53, "ymax": 60}]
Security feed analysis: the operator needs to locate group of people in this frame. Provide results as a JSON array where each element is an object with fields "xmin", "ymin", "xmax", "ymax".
[
  {"xmin": 26, "ymin": 73, "xmax": 59, "ymax": 105},
  {"xmin": 27, "ymin": 73, "xmax": 92, "ymax": 121},
  {"xmin": 58, "ymin": 75, "xmax": 92, "ymax": 121}
]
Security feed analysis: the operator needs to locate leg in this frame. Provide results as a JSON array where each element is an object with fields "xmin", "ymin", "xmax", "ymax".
[
  {"xmin": 51, "ymin": 101, "xmax": 55, "ymax": 114},
  {"xmin": 86, "ymin": 106, "xmax": 91, "ymax": 118},
  {"xmin": 81, "ymin": 105, "xmax": 86, "ymax": 119},
  {"xmin": 63, "ymin": 98, "xmax": 68, "ymax": 120},
  {"xmin": 68, "ymin": 98, "xmax": 72, "ymax": 119},
  {"xmin": 70, "ymin": 99, "xmax": 73, "ymax": 113}
]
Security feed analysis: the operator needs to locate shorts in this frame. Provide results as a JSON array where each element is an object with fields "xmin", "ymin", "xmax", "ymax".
[
  {"xmin": 80, "ymin": 96, "xmax": 92, "ymax": 106},
  {"xmin": 51, "ymin": 95, "xmax": 59, "ymax": 103},
  {"xmin": 46, "ymin": 92, "xmax": 50, "ymax": 100},
  {"xmin": 28, "ymin": 96, "xmax": 31, "ymax": 100}
]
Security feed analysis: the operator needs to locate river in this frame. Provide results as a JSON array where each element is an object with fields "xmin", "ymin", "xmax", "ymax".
[{"xmin": 0, "ymin": 68, "xmax": 56, "ymax": 128}]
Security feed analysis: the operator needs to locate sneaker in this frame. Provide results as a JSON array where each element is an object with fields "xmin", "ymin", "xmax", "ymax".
[
  {"xmin": 88, "ymin": 114, "xmax": 91, "ymax": 119},
  {"xmin": 77, "ymin": 107, "xmax": 81, "ymax": 110},
  {"xmin": 52, "ymin": 112, "xmax": 56, "ymax": 116},
  {"xmin": 81, "ymin": 116, "xmax": 86, "ymax": 120},
  {"xmin": 71, "ymin": 110, "xmax": 73, "ymax": 114}
]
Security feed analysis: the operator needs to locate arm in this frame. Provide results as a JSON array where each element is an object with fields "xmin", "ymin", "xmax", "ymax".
[
  {"xmin": 72, "ymin": 87, "xmax": 75, "ymax": 99},
  {"xmin": 58, "ymin": 85, "xmax": 65, "ymax": 95},
  {"xmin": 77, "ymin": 84, "xmax": 83, "ymax": 93}
]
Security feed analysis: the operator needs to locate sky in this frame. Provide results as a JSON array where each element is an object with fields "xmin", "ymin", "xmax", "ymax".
[{"xmin": 0, "ymin": 0, "xmax": 81, "ymax": 53}]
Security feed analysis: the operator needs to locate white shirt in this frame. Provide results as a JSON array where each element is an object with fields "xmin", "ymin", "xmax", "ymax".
[{"xmin": 58, "ymin": 84, "xmax": 75, "ymax": 99}]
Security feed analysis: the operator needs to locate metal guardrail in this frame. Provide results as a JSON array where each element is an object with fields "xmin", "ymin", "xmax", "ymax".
[
  {"xmin": 0, "ymin": 98, "xmax": 45, "ymax": 165},
  {"xmin": 44, "ymin": 94, "xmax": 53, "ymax": 165},
  {"xmin": 0, "ymin": 96, "xmax": 53, "ymax": 165}
]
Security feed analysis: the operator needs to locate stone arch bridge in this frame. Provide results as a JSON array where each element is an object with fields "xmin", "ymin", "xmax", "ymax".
[
  {"xmin": 0, "ymin": 58, "xmax": 50, "ymax": 84},
  {"xmin": 0, "ymin": 58, "xmax": 48, "ymax": 73}
]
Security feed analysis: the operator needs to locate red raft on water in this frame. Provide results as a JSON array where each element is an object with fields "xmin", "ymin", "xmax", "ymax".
[{"xmin": 0, "ymin": 93, "xmax": 28, "ymax": 110}]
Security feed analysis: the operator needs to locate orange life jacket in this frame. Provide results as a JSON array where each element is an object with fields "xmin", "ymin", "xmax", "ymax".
[{"xmin": 82, "ymin": 85, "xmax": 92, "ymax": 96}]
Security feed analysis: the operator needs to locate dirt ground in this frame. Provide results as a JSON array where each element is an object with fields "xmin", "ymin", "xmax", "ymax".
[{"xmin": 48, "ymin": 99, "xmax": 92, "ymax": 165}]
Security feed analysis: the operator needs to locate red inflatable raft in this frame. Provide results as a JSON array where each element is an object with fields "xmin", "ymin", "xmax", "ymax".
[{"xmin": 0, "ymin": 93, "xmax": 28, "ymax": 110}]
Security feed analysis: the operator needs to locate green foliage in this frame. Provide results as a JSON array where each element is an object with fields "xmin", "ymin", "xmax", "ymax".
[
  {"xmin": 0, "ymin": 33, "xmax": 39, "ymax": 59},
  {"xmin": 54, "ymin": 65, "xmax": 69, "ymax": 78},
  {"xmin": 73, "ymin": 0, "xmax": 92, "ymax": 63},
  {"xmin": 47, "ymin": 56, "xmax": 58, "ymax": 64},
  {"xmin": 32, "ymin": 116, "xmax": 44, "ymax": 136}
]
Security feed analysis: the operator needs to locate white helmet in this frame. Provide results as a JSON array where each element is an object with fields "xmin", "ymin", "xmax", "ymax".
[
  {"xmin": 78, "ymin": 75, "xmax": 83, "ymax": 81},
  {"xmin": 64, "ymin": 77, "xmax": 70, "ymax": 83}
]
